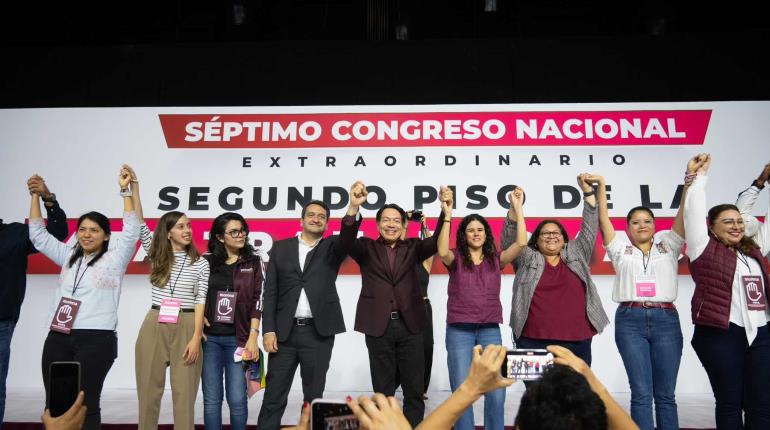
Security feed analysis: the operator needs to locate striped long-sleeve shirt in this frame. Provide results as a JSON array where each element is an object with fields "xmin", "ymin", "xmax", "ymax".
[{"xmin": 140, "ymin": 223, "xmax": 209, "ymax": 309}]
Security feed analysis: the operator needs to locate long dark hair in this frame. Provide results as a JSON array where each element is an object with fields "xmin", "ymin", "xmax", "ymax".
[
  {"xmin": 527, "ymin": 219, "xmax": 570, "ymax": 251},
  {"xmin": 707, "ymin": 204, "xmax": 759, "ymax": 255},
  {"xmin": 207, "ymin": 212, "xmax": 255, "ymax": 267},
  {"xmin": 148, "ymin": 211, "xmax": 200, "ymax": 287},
  {"xmin": 68, "ymin": 212, "xmax": 111, "ymax": 268},
  {"xmin": 456, "ymin": 214, "xmax": 497, "ymax": 268}
]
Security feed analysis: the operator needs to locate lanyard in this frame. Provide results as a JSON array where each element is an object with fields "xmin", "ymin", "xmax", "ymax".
[
  {"xmin": 635, "ymin": 241, "xmax": 652, "ymax": 275},
  {"xmin": 169, "ymin": 254, "xmax": 188, "ymax": 296},
  {"xmin": 737, "ymin": 251, "xmax": 753, "ymax": 274},
  {"xmin": 71, "ymin": 256, "xmax": 90, "ymax": 298}
]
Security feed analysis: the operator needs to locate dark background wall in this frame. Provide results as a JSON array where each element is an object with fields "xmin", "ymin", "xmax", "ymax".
[{"xmin": 1, "ymin": 0, "xmax": 768, "ymax": 107}]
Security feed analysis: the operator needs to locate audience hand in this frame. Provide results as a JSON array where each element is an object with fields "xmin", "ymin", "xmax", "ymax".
[
  {"xmin": 347, "ymin": 394, "xmax": 413, "ymax": 430},
  {"xmin": 41, "ymin": 391, "xmax": 86, "ymax": 430},
  {"xmin": 459, "ymin": 344, "xmax": 514, "ymax": 397}
]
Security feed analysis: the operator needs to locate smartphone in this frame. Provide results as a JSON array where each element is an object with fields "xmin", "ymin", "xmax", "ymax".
[
  {"xmin": 48, "ymin": 361, "xmax": 80, "ymax": 417},
  {"xmin": 311, "ymin": 399, "xmax": 359, "ymax": 430},
  {"xmin": 501, "ymin": 349, "xmax": 554, "ymax": 381}
]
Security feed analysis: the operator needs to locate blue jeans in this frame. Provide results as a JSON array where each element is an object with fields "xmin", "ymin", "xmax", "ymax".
[
  {"xmin": 0, "ymin": 319, "xmax": 15, "ymax": 428},
  {"xmin": 446, "ymin": 323, "xmax": 506, "ymax": 430},
  {"xmin": 202, "ymin": 335, "xmax": 248, "ymax": 430},
  {"xmin": 692, "ymin": 323, "xmax": 770, "ymax": 430},
  {"xmin": 615, "ymin": 306, "xmax": 682, "ymax": 430}
]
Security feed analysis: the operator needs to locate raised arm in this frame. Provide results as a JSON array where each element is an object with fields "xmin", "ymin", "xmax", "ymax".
[
  {"xmin": 413, "ymin": 345, "xmax": 514, "ymax": 430},
  {"xmin": 736, "ymin": 162, "xmax": 770, "ymax": 242},
  {"xmin": 28, "ymin": 180, "xmax": 70, "ymax": 267},
  {"xmin": 27, "ymin": 175, "xmax": 68, "ymax": 243},
  {"xmin": 332, "ymin": 181, "xmax": 366, "ymax": 260},
  {"xmin": 569, "ymin": 173, "xmax": 599, "ymax": 262},
  {"xmin": 436, "ymin": 186, "xmax": 454, "ymax": 266},
  {"xmin": 500, "ymin": 186, "xmax": 527, "ymax": 267},
  {"xmin": 586, "ymin": 174, "xmax": 614, "ymax": 246},
  {"xmin": 417, "ymin": 186, "xmax": 451, "ymax": 261},
  {"xmin": 670, "ymin": 156, "xmax": 705, "ymax": 238},
  {"xmin": 548, "ymin": 345, "xmax": 640, "ymax": 430},
  {"xmin": 420, "ymin": 219, "xmax": 434, "ymax": 272},
  {"xmin": 684, "ymin": 154, "xmax": 711, "ymax": 261},
  {"xmin": 112, "ymin": 167, "xmax": 141, "ymax": 269}
]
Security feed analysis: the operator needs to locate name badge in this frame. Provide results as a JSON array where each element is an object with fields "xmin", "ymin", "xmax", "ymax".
[
  {"xmin": 742, "ymin": 275, "xmax": 767, "ymax": 311},
  {"xmin": 158, "ymin": 299, "xmax": 181, "ymax": 324},
  {"xmin": 635, "ymin": 276, "xmax": 657, "ymax": 297},
  {"xmin": 50, "ymin": 297, "xmax": 82, "ymax": 334},
  {"xmin": 215, "ymin": 291, "xmax": 237, "ymax": 324}
]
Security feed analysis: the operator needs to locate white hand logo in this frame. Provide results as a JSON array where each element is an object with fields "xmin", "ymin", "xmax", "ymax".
[
  {"xmin": 56, "ymin": 305, "xmax": 73, "ymax": 324},
  {"xmin": 747, "ymin": 282, "xmax": 763, "ymax": 302},
  {"xmin": 218, "ymin": 297, "xmax": 233, "ymax": 316}
]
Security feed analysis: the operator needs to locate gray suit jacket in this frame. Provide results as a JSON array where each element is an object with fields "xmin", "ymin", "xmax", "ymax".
[{"xmin": 501, "ymin": 203, "xmax": 609, "ymax": 338}]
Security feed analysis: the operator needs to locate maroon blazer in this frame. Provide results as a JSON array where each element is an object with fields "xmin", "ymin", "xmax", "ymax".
[{"xmin": 343, "ymin": 212, "xmax": 445, "ymax": 336}]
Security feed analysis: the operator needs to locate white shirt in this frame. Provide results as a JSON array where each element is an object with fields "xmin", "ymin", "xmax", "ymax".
[
  {"xmin": 605, "ymin": 230, "xmax": 684, "ymax": 303},
  {"xmin": 294, "ymin": 236, "xmax": 319, "ymax": 318},
  {"xmin": 735, "ymin": 185, "xmax": 770, "ymax": 256},
  {"xmin": 29, "ymin": 211, "xmax": 140, "ymax": 331},
  {"xmin": 685, "ymin": 175, "xmax": 770, "ymax": 345}
]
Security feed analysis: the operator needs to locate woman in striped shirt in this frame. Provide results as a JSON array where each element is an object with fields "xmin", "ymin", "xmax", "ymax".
[{"xmin": 127, "ymin": 166, "xmax": 210, "ymax": 430}]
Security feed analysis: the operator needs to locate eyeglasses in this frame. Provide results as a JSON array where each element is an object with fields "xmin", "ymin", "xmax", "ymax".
[
  {"xmin": 225, "ymin": 229, "xmax": 247, "ymax": 238},
  {"xmin": 540, "ymin": 231, "xmax": 563, "ymax": 238},
  {"xmin": 715, "ymin": 218, "xmax": 744, "ymax": 228}
]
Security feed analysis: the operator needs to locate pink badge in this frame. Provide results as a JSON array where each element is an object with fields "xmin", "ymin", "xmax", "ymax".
[
  {"xmin": 50, "ymin": 297, "xmax": 82, "ymax": 334},
  {"xmin": 635, "ymin": 278, "xmax": 657, "ymax": 297},
  {"xmin": 742, "ymin": 275, "xmax": 767, "ymax": 311},
  {"xmin": 215, "ymin": 291, "xmax": 237, "ymax": 324},
  {"xmin": 158, "ymin": 299, "xmax": 181, "ymax": 324}
]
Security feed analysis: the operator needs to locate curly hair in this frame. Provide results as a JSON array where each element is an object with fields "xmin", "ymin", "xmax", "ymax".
[
  {"xmin": 515, "ymin": 364, "xmax": 607, "ymax": 430},
  {"xmin": 456, "ymin": 214, "xmax": 497, "ymax": 268}
]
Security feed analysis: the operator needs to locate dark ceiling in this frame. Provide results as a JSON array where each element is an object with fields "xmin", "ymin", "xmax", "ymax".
[{"xmin": 2, "ymin": 0, "xmax": 768, "ymax": 45}]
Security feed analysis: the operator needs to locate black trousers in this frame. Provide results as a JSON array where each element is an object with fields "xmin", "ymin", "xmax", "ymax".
[
  {"xmin": 422, "ymin": 300, "xmax": 434, "ymax": 392},
  {"xmin": 256, "ymin": 323, "xmax": 334, "ymax": 430},
  {"xmin": 365, "ymin": 318, "xmax": 424, "ymax": 427},
  {"xmin": 41, "ymin": 330, "xmax": 117, "ymax": 430}
]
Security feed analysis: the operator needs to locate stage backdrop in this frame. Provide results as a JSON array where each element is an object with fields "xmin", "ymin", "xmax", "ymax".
[{"xmin": 1, "ymin": 102, "xmax": 768, "ymax": 397}]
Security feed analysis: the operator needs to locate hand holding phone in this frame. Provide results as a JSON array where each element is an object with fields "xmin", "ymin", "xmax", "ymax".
[
  {"xmin": 501, "ymin": 349, "xmax": 554, "ymax": 381},
  {"xmin": 48, "ymin": 362, "xmax": 81, "ymax": 418},
  {"xmin": 311, "ymin": 399, "xmax": 359, "ymax": 430}
]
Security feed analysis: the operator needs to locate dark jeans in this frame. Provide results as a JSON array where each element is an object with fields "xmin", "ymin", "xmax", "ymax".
[
  {"xmin": 423, "ymin": 300, "xmax": 434, "ymax": 392},
  {"xmin": 42, "ymin": 330, "xmax": 117, "ymax": 430},
  {"xmin": 0, "ymin": 319, "xmax": 15, "ymax": 427},
  {"xmin": 515, "ymin": 336, "xmax": 593, "ymax": 366},
  {"xmin": 365, "ymin": 318, "xmax": 424, "ymax": 428},
  {"xmin": 691, "ymin": 323, "xmax": 770, "ymax": 430},
  {"xmin": 256, "ymin": 324, "xmax": 334, "ymax": 430},
  {"xmin": 202, "ymin": 335, "xmax": 247, "ymax": 430}
]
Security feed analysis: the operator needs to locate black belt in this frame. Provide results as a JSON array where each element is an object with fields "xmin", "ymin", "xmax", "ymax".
[
  {"xmin": 151, "ymin": 304, "xmax": 195, "ymax": 313},
  {"xmin": 294, "ymin": 317, "xmax": 314, "ymax": 326},
  {"xmin": 389, "ymin": 311, "xmax": 401, "ymax": 320},
  {"xmin": 620, "ymin": 301, "xmax": 676, "ymax": 309}
]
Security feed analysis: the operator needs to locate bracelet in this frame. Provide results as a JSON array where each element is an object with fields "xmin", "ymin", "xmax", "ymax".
[
  {"xmin": 582, "ymin": 189, "xmax": 596, "ymax": 198},
  {"xmin": 250, "ymin": 328, "xmax": 260, "ymax": 333},
  {"xmin": 684, "ymin": 171, "xmax": 697, "ymax": 186},
  {"xmin": 443, "ymin": 220, "xmax": 451, "ymax": 223},
  {"xmin": 119, "ymin": 188, "xmax": 133, "ymax": 197}
]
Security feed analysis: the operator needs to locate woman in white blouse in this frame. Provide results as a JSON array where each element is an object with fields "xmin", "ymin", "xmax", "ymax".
[
  {"xmin": 592, "ymin": 172, "xmax": 687, "ymax": 430},
  {"xmin": 29, "ymin": 167, "xmax": 140, "ymax": 430},
  {"xmin": 685, "ymin": 154, "xmax": 770, "ymax": 430}
]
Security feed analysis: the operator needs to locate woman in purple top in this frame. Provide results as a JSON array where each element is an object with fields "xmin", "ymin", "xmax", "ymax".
[{"xmin": 437, "ymin": 187, "xmax": 528, "ymax": 430}]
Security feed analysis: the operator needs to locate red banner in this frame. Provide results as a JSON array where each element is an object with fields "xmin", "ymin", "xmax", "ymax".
[
  {"xmin": 27, "ymin": 217, "xmax": 705, "ymax": 276},
  {"xmin": 159, "ymin": 110, "xmax": 711, "ymax": 149}
]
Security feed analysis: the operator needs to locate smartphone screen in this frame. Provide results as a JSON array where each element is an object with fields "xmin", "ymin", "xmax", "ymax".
[
  {"xmin": 311, "ymin": 399, "xmax": 359, "ymax": 430},
  {"xmin": 501, "ymin": 349, "xmax": 554, "ymax": 380},
  {"xmin": 48, "ymin": 361, "xmax": 80, "ymax": 417}
]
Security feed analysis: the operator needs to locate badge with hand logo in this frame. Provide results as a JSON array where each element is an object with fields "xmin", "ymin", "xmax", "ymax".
[
  {"xmin": 215, "ymin": 291, "xmax": 237, "ymax": 324},
  {"xmin": 50, "ymin": 297, "xmax": 82, "ymax": 334}
]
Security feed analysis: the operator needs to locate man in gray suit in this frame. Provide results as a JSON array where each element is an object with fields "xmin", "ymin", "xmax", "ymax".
[{"xmin": 257, "ymin": 182, "xmax": 367, "ymax": 429}]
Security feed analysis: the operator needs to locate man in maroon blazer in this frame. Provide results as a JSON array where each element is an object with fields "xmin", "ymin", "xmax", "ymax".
[{"xmin": 341, "ymin": 185, "xmax": 452, "ymax": 427}]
